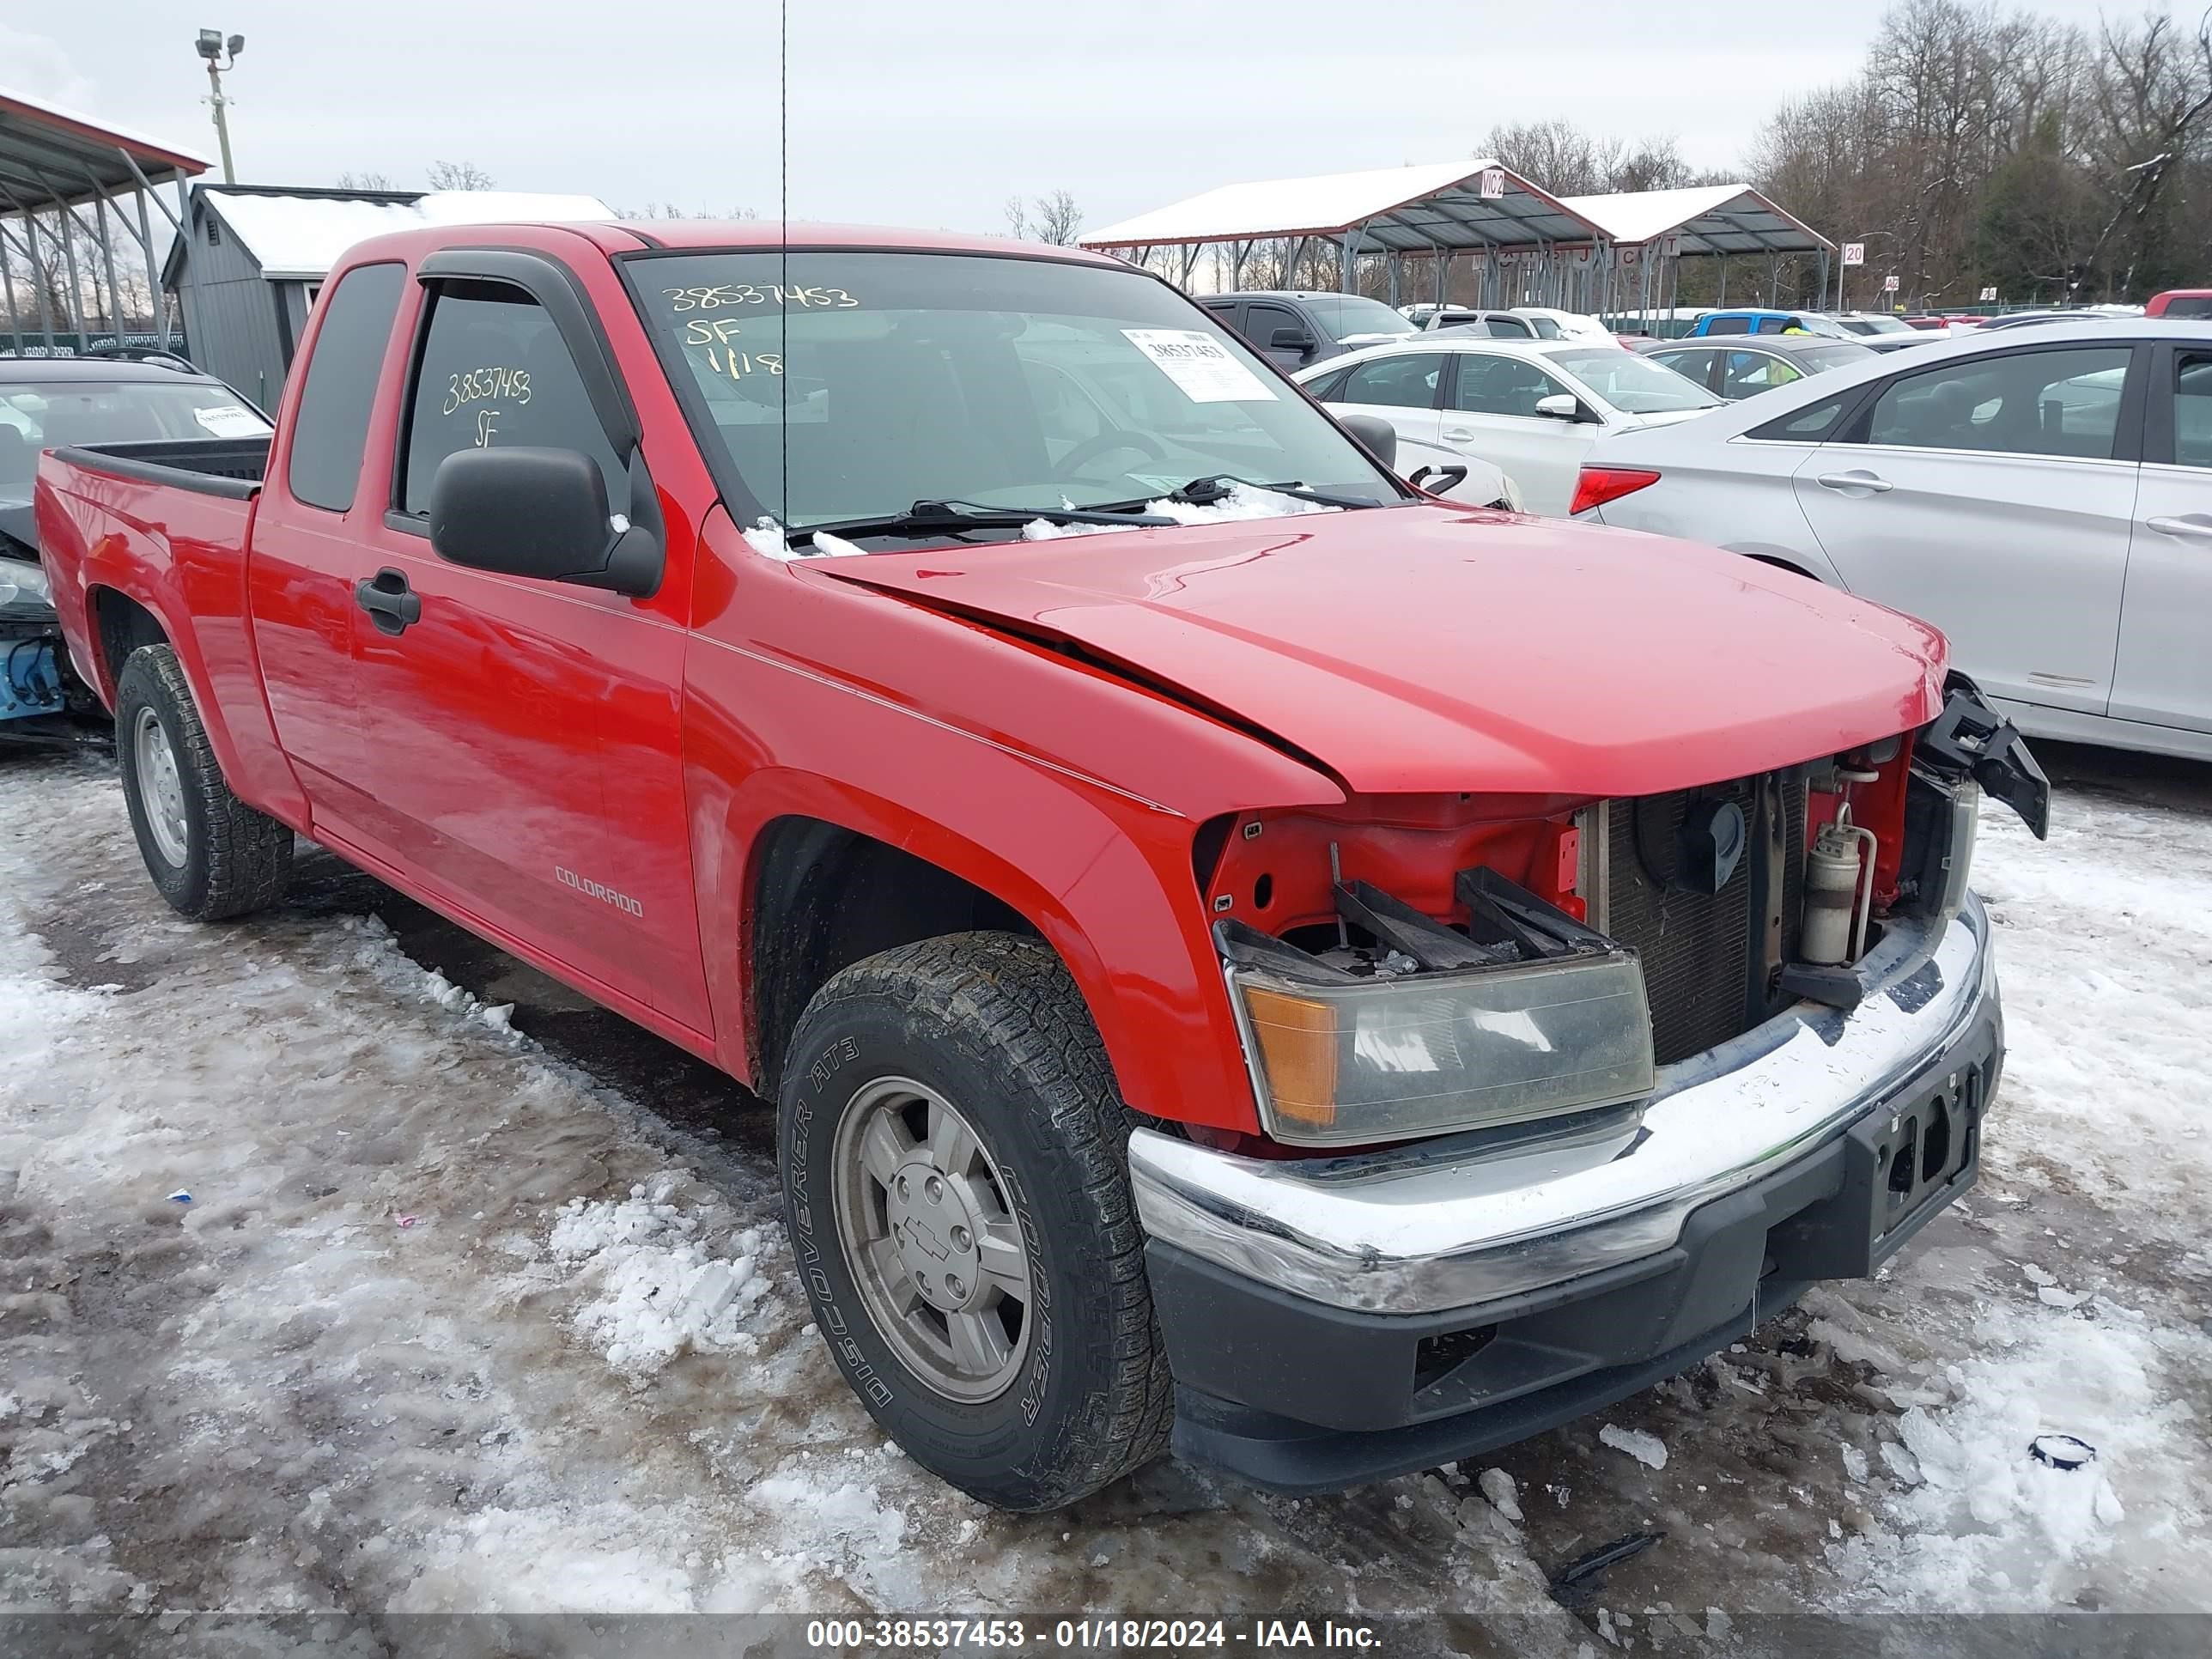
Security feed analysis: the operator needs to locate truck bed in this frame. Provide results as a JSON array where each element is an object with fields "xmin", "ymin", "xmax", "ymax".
[{"xmin": 49, "ymin": 436, "xmax": 270, "ymax": 501}]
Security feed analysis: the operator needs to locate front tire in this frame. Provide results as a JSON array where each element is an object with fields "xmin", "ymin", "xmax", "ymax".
[
  {"xmin": 115, "ymin": 644, "xmax": 292, "ymax": 921},
  {"xmin": 778, "ymin": 933, "xmax": 1172, "ymax": 1510}
]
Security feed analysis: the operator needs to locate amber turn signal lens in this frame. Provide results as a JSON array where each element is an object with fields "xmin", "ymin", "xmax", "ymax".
[{"xmin": 1239, "ymin": 984, "xmax": 1340, "ymax": 1128}]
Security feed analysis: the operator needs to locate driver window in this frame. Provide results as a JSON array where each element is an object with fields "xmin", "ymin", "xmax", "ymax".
[
  {"xmin": 1723, "ymin": 350, "xmax": 1800, "ymax": 398},
  {"xmin": 399, "ymin": 280, "xmax": 624, "ymax": 516},
  {"xmin": 1451, "ymin": 354, "xmax": 1571, "ymax": 417},
  {"xmin": 1865, "ymin": 346, "xmax": 2130, "ymax": 459}
]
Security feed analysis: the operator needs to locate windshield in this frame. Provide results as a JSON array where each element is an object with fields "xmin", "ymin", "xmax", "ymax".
[
  {"xmin": 1301, "ymin": 294, "xmax": 1418, "ymax": 340},
  {"xmin": 1546, "ymin": 348, "xmax": 1721, "ymax": 413},
  {"xmin": 634, "ymin": 252, "xmax": 1401, "ymax": 533},
  {"xmin": 1796, "ymin": 315, "xmax": 1856, "ymax": 339},
  {"xmin": 1520, "ymin": 313, "xmax": 1565, "ymax": 338},
  {"xmin": 1855, "ymin": 314, "xmax": 1914, "ymax": 333},
  {"xmin": 0, "ymin": 377, "xmax": 269, "ymax": 500}
]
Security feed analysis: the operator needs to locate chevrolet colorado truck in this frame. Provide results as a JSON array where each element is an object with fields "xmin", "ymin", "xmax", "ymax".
[{"xmin": 33, "ymin": 220, "xmax": 2048, "ymax": 1511}]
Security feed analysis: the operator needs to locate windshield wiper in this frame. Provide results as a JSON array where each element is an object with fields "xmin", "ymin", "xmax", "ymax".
[
  {"xmin": 1086, "ymin": 475, "xmax": 1380, "ymax": 514},
  {"xmin": 787, "ymin": 498, "xmax": 1175, "ymax": 545}
]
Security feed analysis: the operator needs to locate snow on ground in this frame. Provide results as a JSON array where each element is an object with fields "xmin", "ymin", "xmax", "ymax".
[{"xmin": 1, "ymin": 747, "xmax": 2208, "ymax": 1648}]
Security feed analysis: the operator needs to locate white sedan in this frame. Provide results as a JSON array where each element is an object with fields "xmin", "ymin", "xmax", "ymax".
[
  {"xmin": 1294, "ymin": 337, "xmax": 1722, "ymax": 514},
  {"xmin": 1572, "ymin": 319, "xmax": 2212, "ymax": 761}
]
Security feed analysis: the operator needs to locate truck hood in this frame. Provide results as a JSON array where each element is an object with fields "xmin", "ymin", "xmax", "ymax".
[{"xmin": 814, "ymin": 504, "xmax": 1948, "ymax": 799}]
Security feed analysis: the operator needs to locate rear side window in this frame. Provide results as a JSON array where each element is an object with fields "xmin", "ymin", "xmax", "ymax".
[
  {"xmin": 1704, "ymin": 315, "xmax": 1751, "ymax": 335},
  {"xmin": 285, "ymin": 261, "xmax": 404, "ymax": 513},
  {"xmin": 398, "ymin": 280, "xmax": 625, "ymax": 516},
  {"xmin": 1651, "ymin": 347, "xmax": 1714, "ymax": 387},
  {"xmin": 1482, "ymin": 317, "xmax": 1534, "ymax": 337},
  {"xmin": 2160, "ymin": 295, "xmax": 2212, "ymax": 319}
]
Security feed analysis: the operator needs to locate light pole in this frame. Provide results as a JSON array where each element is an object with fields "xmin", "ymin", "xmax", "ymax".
[{"xmin": 194, "ymin": 29, "xmax": 246, "ymax": 185}]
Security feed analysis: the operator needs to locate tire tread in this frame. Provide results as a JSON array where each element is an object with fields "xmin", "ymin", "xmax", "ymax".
[
  {"xmin": 798, "ymin": 932, "xmax": 1173, "ymax": 1509},
  {"xmin": 117, "ymin": 645, "xmax": 291, "ymax": 921}
]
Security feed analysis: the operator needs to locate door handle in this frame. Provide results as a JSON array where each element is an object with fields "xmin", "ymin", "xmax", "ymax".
[
  {"xmin": 2145, "ymin": 514, "xmax": 2212, "ymax": 538},
  {"xmin": 1443, "ymin": 428, "xmax": 1477, "ymax": 442},
  {"xmin": 1815, "ymin": 471, "xmax": 1894, "ymax": 495},
  {"xmin": 355, "ymin": 568, "xmax": 422, "ymax": 635}
]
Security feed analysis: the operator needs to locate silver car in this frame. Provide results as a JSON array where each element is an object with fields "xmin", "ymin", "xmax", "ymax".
[{"xmin": 1575, "ymin": 319, "xmax": 2212, "ymax": 760}]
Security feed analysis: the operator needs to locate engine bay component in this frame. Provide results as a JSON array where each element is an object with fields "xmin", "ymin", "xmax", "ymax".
[
  {"xmin": 0, "ymin": 636, "xmax": 64, "ymax": 723},
  {"xmin": 1802, "ymin": 806, "xmax": 1878, "ymax": 966}
]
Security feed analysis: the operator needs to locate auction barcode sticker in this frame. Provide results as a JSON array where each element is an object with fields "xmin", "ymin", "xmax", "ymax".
[{"xmin": 1121, "ymin": 329, "xmax": 1278, "ymax": 403}]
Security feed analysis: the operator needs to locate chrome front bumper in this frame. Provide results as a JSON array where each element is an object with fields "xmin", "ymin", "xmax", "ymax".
[{"xmin": 1129, "ymin": 894, "xmax": 1998, "ymax": 1316}]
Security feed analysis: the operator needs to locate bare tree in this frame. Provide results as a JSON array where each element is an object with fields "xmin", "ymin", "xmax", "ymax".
[
  {"xmin": 1004, "ymin": 191, "xmax": 1084, "ymax": 245},
  {"xmin": 427, "ymin": 160, "xmax": 495, "ymax": 191},
  {"xmin": 615, "ymin": 203, "xmax": 757, "ymax": 221},
  {"xmin": 336, "ymin": 171, "xmax": 397, "ymax": 191},
  {"xmin": 1028, "ymin": 189, "xmax": 1084, "ymax": 246}
]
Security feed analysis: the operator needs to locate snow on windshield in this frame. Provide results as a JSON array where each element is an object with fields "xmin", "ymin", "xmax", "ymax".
[
  {"xmin": 739, "ymin": 485, "xmax": 1339, "ymax": 561},
  {"xmin": 1020, "ymin": 483, "xmax": 1340, "ymax": 540}
]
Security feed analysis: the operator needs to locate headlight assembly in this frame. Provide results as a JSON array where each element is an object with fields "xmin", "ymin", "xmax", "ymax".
[
  {"xmin": 0, "ymin": 555, "xmax": 53, "ymax": 613},
  {"xmin": 1219, "ymin": 869, "xmax": 1656, "ymax": 1147}
]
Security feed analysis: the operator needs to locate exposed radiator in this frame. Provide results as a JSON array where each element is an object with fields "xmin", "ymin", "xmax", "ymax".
[{"xmin": 1594, "ymin": 775, "xmax": 1808, "ymax": 1066}]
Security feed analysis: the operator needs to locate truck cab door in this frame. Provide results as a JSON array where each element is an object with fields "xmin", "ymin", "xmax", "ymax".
[
  {"xmin": 334, "ymin": 255, "xmax": 711, "ymax": 1037},
  {"xmin": 247, "ymin": 260, "xmax": 409, "ymax": 811}
]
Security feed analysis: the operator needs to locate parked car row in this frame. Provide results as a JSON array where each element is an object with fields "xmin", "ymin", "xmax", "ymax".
[
  {"xmin": 1197, "ymin": 284, "xmax": 2209, "ymax": 763},
  {"xmin": 1292, "ymin": 336, "xmax": 1723, "ymax": 513},
  {"xmin": 1576, "ymin": 319, "xmax": 2212, "ymax": 759}
]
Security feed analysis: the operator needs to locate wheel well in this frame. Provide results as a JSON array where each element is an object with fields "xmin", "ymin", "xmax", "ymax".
[
  {"xmin": 749, "ymin": 817, "xmax": 1040, "ymax": 1097},
  {"xmin": 90, "ymin": 587, "xmax": 169, "ymax": 693}
]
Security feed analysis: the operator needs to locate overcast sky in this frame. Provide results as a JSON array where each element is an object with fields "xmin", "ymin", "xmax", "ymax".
[{"xmin": 6, "ymin": 1, "xmax": 2141, "ymax": 237}]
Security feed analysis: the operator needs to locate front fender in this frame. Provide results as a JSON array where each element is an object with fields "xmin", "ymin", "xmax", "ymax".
[
  {"xmin": 682, "ymin": 515, "xmax": 1348, "ymax": 1132},
  {"xmin": 685, "ymin": 699, "xmax": 1267, "ymax": 1136}
]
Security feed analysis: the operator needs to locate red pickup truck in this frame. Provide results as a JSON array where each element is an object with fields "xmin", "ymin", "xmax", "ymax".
[{"xmin": 34, "ymin": 219, "xmax": 2046, "ymax": 1511}]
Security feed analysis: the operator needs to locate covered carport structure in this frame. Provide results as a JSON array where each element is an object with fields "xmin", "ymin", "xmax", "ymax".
[
  {"xmin": 1559, "ymin": 184, "xmax": 1834, "ymax": 328},
  {"xmin": 1081, "ymin": 161, "xmax": 1617, "ymax": 313},
  {"xmin": 1082, "ymin": 165, "xmax": 1834, "ymax": 323},
  {"xmin": 0, "ymin": 87, "xmax": 210, "ymax": 356}
]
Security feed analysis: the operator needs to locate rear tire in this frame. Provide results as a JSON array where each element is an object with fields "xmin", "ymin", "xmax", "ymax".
[
  {"xmin": 778, "ymin": 932, "xmax": 1172, "ymax": 1511},
  {"xmin": 115, "ymin": 644, "xmax": 292, "ymax": 921}
]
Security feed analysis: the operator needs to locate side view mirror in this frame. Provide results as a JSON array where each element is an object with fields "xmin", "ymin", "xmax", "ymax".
[
  {"xmin": 1338, "ymin": 411, "xmax": 1397, "ymax": 469},
  {"xmin": 1269, "ymin": 325, "xmax": 1316, "ymax": 352},
  {"xmin": 428, "ymin": 446, "xmax": 661, "ymax": 597},
  {"xmin": 1535, "ymin": 392, "xmax": 1589, "ymax": 422}
]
